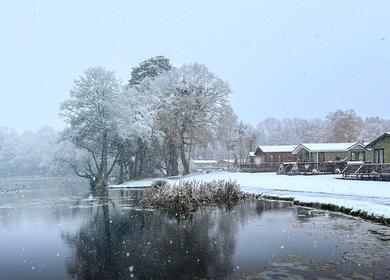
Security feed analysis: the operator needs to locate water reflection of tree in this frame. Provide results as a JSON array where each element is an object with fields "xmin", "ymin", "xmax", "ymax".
[{"xmin": 63, "ymin": 191, "xmax": 241, "ymax": 280}]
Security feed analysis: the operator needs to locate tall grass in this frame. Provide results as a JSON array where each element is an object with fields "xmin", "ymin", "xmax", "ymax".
[{"xmin": 140, "ymin": 179, "xmax": 241, "ymax": 212}]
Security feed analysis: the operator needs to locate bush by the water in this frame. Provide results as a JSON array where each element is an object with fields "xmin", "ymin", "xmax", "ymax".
[{"xmin": 140, "ymin": 179, "xmax": 241, "ymax": 212}]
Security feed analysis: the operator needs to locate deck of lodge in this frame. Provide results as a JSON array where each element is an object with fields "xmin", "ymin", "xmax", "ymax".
[
  {"xmin": 343, "ymin": 163, "xmax": 390, "ymax": 181},
  {"xmin": 241, "ymin": 160, "xmax": 347, "ymax": 175},
  {"xmin": 242, "ymin": 135, "xmax": 390, "ymax": 180},
  {"xmin": 243, "ymin": 142, "xmax": 363, "ymax": 174},
  {"xmin": 278, "ymin": 161, "xmax": 347, "ymax": 175},
  {"xmin": 341, "ymin": 132, "xmax": 390, "ymax": 181}
]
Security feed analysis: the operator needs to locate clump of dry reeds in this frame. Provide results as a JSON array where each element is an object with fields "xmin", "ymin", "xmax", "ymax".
[{"xmin": 140, "ymin": 179, "xmax": 241, "ymax": 212}]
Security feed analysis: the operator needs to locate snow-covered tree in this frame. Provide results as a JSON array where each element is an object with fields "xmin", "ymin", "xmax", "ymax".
[
  {"xmin": 115, "ymin": 56, "xmax": 173, "ymax": 181},
  {"xmin": 237, "ymin": 121, "xmax": 248, "ymax": 165},
  {"xmin": 128, "ymin": 56, "xmax": 172, "ymax": 86},
  {"xmin": 0, "ymin": 128, "xmax": 21, "ymax": 176},
  {"xmin": 216, "ymin": 106, "xmax": 239, "ymax": 170},
  {"xmin": 115, "ymin": 81, "xmax": 158, "ymax": 182},
  {"xmin": 324, "ymin": 110, "xmax": 362, "ymax": 142},
  {"xmin": 256, "ymin": 118, "xmax": 282, "ymax": 144},
  {"xmin": 359, "ymin": 117, "xmax": 390, "ymax": 142},
  {"xmin": 151, "ymin": 63, "xmax": 231, "ymax": 175},
  {"xmin": 60, "ymin": 67, "xmax": 123, "ymax": 189},
  {"xmin": 242, "ymin": 124, "xmax": 259, "ymax": 153},
  {"xmin": 0, "ymin": 126, "xmax": 76, "ymax": 176}
]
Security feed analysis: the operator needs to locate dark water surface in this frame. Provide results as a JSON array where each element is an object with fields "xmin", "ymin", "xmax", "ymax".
[{"xmin": 0, "ymin": 177, "xmax": 390, "ymax": 280}]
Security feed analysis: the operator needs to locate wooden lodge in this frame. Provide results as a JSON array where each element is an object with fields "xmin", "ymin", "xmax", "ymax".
[
  {"xmin": 343, "ymin": 133, "xmax": 390, "ymax": 181},
  {"xmin": 241, "ymin": 134, "xmax": 390, "ymax": 180},
  {"xmin": 254, "ymin": 145, "xmax": 297, "ymax": 163},
  {"xmin": 242, "ymin": 142, "xmax": 367, "ymax": 175},
  {"xmin": 241, "ymin": 145, "xmax": 296, "ymax": 172},
  {"xmin": 348, "ymin": 142, "xmax": 367, "ymax": 162},
  {"xmin": 281, "ymin": 142, "xmax": 364, "ymax": 174},
  {"xmin": 366, "ymin": 132, "xmax": 390, "ymax": 164},
  {"xmin": 292, "ymin": 142, "xmax": 363, "ymax": 163}
]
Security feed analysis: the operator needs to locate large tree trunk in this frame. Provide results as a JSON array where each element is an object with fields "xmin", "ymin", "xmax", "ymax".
[
  {"xmin": 227, "ymin": 147, "xmax": 231, "ymax": 171},
  {"xmin": 89, "ymin": 178, "xmax": 98, "ymax": 191},
  {"xmin": 133, "ymin": 153, "xmax": 138, "ymax": 178},
  {"xmin": 167, "ymin": 140, "xmax": 179, "ymax": 176},
  {"xmin": 179, "ymin": 141, "xmax": 190, "ymax": 175},
  {"xmin": 138, "ymin": 141, "xmax": 146, "ymax": 177},
  {"xmin": 117, "ymin": 140, "xmax": 129, "ymax": 184},
  {"xmin": 118, "ymin": 161, "xmax": 124, "ymax": 184},
  {"xmin": 99, "ymin": 130, "xmax": 108, "ymax": 189},
  {"xmin": 133, "ymin": 138, "xmax": 145, "ymax": 178}
]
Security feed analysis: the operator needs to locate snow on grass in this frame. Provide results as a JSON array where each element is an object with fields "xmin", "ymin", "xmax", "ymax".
[
  {"xmin": 111, "ymin": 171, "xmax": 390, "ymax": 218},
  {"xmin": 178, "ymin": 172, "xmax": 390, "ymax": 199}
]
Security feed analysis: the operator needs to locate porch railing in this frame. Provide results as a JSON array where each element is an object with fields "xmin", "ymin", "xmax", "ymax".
[
  {"xmin": 343, "ymin": 163, "xmax": 390, "ymax": 181},
  {"xmin": 241, "ymin": 161, "xmax": 349, "ymax": 174},
  {"xmin": 295, "ymin": 161, "xmax": 347, "ymax": 174}
]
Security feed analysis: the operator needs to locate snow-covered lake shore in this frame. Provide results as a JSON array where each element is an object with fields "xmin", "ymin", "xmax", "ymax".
[{"xmin": 110, "ymin": 172, "xmax": 390, "ymax": 219}]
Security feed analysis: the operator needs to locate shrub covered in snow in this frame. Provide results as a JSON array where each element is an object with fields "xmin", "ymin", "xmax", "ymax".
[{"xmin": 140, "ymin": 179, "xmax": 241, "ymax": 212}]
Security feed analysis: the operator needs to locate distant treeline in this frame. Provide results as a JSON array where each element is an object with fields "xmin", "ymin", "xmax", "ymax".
[
  {"xmin": 1, "ymin": 111, "xmax": 388, "ymax": 177},
  {"xmin": 191, "ymin": 112, "xmax": 390, "ymax": 160},
  {"xmin": 256, "ymin": 111, "xmax": 390, "ymax": 145},
  {"xmin": 0, "ymin": 126, "xmax": 75, "ymax": 177}
]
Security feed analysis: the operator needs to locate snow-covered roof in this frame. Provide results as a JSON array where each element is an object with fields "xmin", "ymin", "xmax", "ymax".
[
  {"xmin": 292, "ymin": 142, "xmax": 357, "ymax": 154},
  {"xmin": 346, "ymin": 142, "xmax": 366, "ymax": 151},
  {"xmin": 257, "ymin": 145, "xmax": 296, "ymax": 153},
  {"xmin": 192, "ymin": 159, "xmax": 219, "ymax": 164},
  {"xmin": 248, "ymin": 152, "xmax": 255, "ymax": 157},
  {"xmin": 366, "ymin": 132, "xmax": 390, "ymax": 148}
]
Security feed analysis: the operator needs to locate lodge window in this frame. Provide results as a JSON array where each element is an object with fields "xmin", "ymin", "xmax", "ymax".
[
  {"xmin": 351, "ymin": 151, "xmax": 365, "ymax": 161},
  {"xmin": 359, "ymin": 151, "xmax": 365, "ymax": 161},
  {"xmin": 300, "ymin": 151, "xmax": 310, "ymax": 162},
  {"xmin": 374, "ymin": 149, "xmax": 384, "ymax": 164},
  {"xmin": 318, "ymin": 152, "xmax": 325, "ymax": 162},
  {"xmin": 277, "ymin": 154, "xmax": 282, "ymax": 162}
]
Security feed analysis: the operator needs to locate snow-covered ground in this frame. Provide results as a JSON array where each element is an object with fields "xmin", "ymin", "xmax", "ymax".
[{"xmin": 110, "ymin": 172, "xmax": 390, "ymax": 218}]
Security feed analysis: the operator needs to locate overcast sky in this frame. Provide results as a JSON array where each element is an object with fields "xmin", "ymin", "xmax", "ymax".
[{"xmin": 1, "ymin": 0, "xmax": 389, "ymax": 131}]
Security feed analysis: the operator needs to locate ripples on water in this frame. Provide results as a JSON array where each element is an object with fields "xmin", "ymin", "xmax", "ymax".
[{"xmin": 0, "ymin": 177, "xmax": 389, "ymax": 280}]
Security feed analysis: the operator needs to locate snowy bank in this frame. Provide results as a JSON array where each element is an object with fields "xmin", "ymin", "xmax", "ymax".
[{"xmin": 111, "ymin": 172, "xmax": 390, "ymax": 219}]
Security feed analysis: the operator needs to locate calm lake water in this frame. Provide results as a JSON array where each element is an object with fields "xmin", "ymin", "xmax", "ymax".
[{"xmin": 0, "ymin": 177, "xmax": 390, "ymax": 280}]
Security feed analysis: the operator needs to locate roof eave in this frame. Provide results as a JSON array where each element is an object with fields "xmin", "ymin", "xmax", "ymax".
[
  {"xmin": 292, "ymin": 144, "xmax": 311, "ymax": 155},
  {"xmin": 366, "ymin": 132, "xmax": 390, "ymax": 148}
]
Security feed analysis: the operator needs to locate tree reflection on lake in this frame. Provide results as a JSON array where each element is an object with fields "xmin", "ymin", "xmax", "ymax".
[{"xmin": 63, "ymin": 189, "xmax": 242, "ymax": 280}]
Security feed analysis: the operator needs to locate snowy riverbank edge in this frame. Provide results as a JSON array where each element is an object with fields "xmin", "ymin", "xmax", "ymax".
[{"xmin": 109, "ymin": 172, "xmax": 390, "ymax": 221}]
